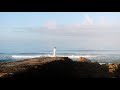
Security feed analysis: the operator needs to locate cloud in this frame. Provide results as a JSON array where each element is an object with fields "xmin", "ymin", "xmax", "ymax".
[
  {"xmin": 30, "ymin": 15, "xmax": 120, "ymax": 38},
  {"xmin": 82, "ymin": 15, "xmax": 94, "ymax": 25},
  {"xmin": 98, "ymin": 16, "xmax": 109, "ymax": 26},
  {"xmin": 1, "ymin": 14, "xmax": 120, "ymax": 50},
  {"xmin": 44, "ymin": 20, "xmax": 56, "ymax": 30},
  {"xmin": 1, "ymin": 15, "xmax": 120, "ymax": 37}
]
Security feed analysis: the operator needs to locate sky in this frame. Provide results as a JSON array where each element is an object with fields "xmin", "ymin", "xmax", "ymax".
[{"xmin": 0, "ymin": 12, "xmax": 120, "ymax": 52}]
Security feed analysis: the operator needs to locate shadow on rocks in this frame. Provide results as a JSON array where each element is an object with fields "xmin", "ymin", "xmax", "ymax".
[{"xmin": 3, "ymin": 58, "xmax": 110, "ymax": 80}]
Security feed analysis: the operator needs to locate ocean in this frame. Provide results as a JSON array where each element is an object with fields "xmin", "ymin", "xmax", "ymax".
[{"xmin": 1, "ymin": 50, "xmax": 120, "ymax": 63}]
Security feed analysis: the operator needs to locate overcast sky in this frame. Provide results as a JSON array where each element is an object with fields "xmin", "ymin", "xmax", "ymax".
[{"xmin": 0, "ymin": 12, "xmax": 120, "ymax": 52}]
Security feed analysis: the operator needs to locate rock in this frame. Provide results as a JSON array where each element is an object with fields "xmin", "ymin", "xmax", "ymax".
[
  {"xmin": 108, "ymin": 63, "xmax": 118, "ymax": 73},
  {"xmin": 0, "ymin": 73, "xmax": 8, "ymax": 77},
  {"xmin": 79, "ymin": 57, "xmax": 91, "ymax": 63}
]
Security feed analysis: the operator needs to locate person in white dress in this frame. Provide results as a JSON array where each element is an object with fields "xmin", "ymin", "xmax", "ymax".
[{"xmin": 53, "ymin": 47, "xmax": 56, "ymax": 57}]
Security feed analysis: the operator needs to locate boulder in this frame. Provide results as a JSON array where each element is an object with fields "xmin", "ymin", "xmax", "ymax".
[
  {"xmin": 108, "ymin": 63, "xmax": 118, "ymax": 73},
  {"xmin": 79, "ymin": 57, "xmax": 91, "ymax": 63}
]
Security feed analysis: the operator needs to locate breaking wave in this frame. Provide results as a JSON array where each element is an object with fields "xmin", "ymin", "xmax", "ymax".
[
  {"xmin": 1, "ymin": 53, "xmax": 120, "ymax": 63},
  {"xmin": 11, "ymin": 54, "xmax": 97, "ymax": 59},
  {"xmin": 11, "ymin": 54, "xmax": 120, "ymax": 63}
]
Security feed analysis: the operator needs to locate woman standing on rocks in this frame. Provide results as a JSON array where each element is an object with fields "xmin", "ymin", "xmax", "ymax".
[{"xmin": 53, "ymin": 47, "xmax": 56, "ymax": 57}]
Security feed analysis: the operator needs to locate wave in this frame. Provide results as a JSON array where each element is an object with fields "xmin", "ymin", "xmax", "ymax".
[
  {"xmin": 11, "ymin": 55, "xmax": 97, "ymax": 59},
  {"xmin": 12, "ymin": 55, "xmax": 44, "ymax": 59},
  {"xmin": 68, "ymin": 55, "xmax": 97, "ymax": 58},
  {"xmin": 0, "ymin": 54, "xmax": 119, "ymax": 63}
]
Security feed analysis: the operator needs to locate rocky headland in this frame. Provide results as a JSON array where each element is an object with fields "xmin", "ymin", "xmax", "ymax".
[{"xmin": 0, "ymin": 57, "xmax": 120, "ymax": 80}]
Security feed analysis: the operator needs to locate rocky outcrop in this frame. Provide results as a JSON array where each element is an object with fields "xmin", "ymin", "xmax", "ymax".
[
  {"xmin": 108, "ymin": 63, "xmax": 118, "ymax": 73},
  {"xmin": 79, "ymin": 57, "xmax": 91, "ymax": 63},
  {"xmin": 107, "ymin": 63, "xmax": 119, "ymax": 77},
  {"xmin": 1, "ymin": 57, "xmax": 120, "ymax": 79},
  {"xmin": 0, "ymin": 57, "xmax": 71, "ymax": 78}
]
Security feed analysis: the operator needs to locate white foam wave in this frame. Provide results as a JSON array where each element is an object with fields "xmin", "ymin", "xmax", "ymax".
[
  {"xmin": 11, "ymin": 55, "xmax": 97, "ymax": 59},
  {"xmin": 99, "ymin": 63, "xmax": 106, "ymax": 65},
  {"xmin": 12, "ymin": 55, "xmax": 45, "ymax": 59},
  {"xmin": 68, "ymin": 55, "xmax": 97, "ymax": 58}
]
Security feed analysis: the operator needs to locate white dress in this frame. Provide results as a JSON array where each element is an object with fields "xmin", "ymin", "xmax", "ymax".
[{"xmin": 53, "ymin": 47, "xmax": 56, "ymax": 57}]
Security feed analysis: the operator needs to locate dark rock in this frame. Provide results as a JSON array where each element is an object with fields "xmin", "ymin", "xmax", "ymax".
[{"xmin": 0, "ymin": 57, "xmax": 118, "ymax": 79}]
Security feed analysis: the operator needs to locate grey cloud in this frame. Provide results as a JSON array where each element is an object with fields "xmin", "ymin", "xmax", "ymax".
[{"xmin": 1, "ymin": 24, "xmax": 120, "ymax": 50}]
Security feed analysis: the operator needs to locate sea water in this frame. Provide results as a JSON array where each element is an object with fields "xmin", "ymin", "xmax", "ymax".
[{"xmin": 1, "ymin": 50, "xmax": 120, "ymax": 63}]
